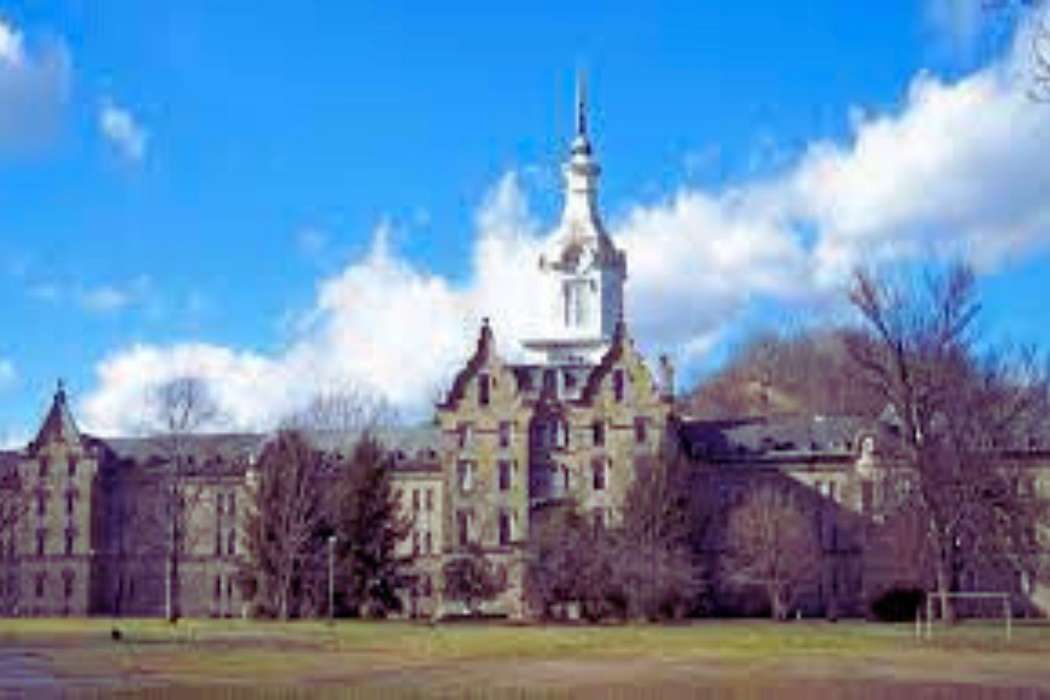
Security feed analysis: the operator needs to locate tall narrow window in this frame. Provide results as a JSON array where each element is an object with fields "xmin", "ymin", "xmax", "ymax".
[
  {"xmin": 67, "ymin": 457, "xmax": 77, "ymax": 478},
  {"xmin": 634, "ymin": 417, "xmax": 648, "ymax": 445},
  {"xmin": 214, "ymin": 576, "xmax": 222, "ymax": 601},
  {"xmin": 216, "ymin": 491, "xmax": 224, "ymax": 516},
  {"xmin": 592, "ymin": 459, "xmax": 607, "ymax": 491},
  {"xmin": 35, "ymin": 573, "xmax": 45, "ymax": 598},
  {"xmin": 36, "ymin": 529, "xmax": 46, "ymax": 557},
  {"xmin": 412, "ymin": 532, "xmax": 420, "ymax": 556},
  {"xmin": 458, "ymin": 423, "xmax": 473, "ymax": 449},
  {"xmin": 215, "ymin": 526, "xmax": 223, "ymax": 556},
  {"xmin": 457, "ymin": 461, "xmax": 475, "ymax": 492},
  {"xmin": 499, "ymin": 421, "xmax": 512, "ymax": 449},
  {"xmin": 424, "ymin": 531, "xmax": 432, "ymax": 554},
  {"xmin": 613, "ymin": 370, "xmax": 625, "ymax": 403},
  {"xmin": 227, "ymin": 529, "xmax": 236, "ymax": 556},
  {"xmin": 457, "ymin": 510, "xmax": 470, "ymax": 547},
  {"xmin": 498, "ymin": 511, "xmax": 511, "ymax": 546},
  {"xmin": 37, "ymin": 492, "xmax": 46, "ymax": 518},
  {"xmin": 64, "ymin": 529, "xmax": 74, "ymax": 556},
  {"xmin": 228, "ymin": 492, "xmax": 236, "ymax": 519},
  {"xmin": 425, "ymin": 489, "xmax": 433, "ymax": 512},
  {"xmin": 592, "ymin": 421, "xmax": 605, "ymax": 447},
  {"xmin": 39, "ymin": 457, "xmax": 49, "ymax": 478},
  {"xmin": 498, "ymin": 460, "xmax": 512, "ymax": 492},
  {"xmin": 66, "ymin": 492, "xmax": 75, "ymax": 518},
  {"xmin": 478, "ymin": 373, "xmax": 490, "ymax": 406},
  {"xmin": 412, "ymin": 489, "xmax": 420, "ymax": 512}
]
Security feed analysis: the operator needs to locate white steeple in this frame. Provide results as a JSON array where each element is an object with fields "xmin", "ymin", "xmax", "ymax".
[{"xmin": 524, "ymin": 74, "xmax": 627, "ymax": 366}]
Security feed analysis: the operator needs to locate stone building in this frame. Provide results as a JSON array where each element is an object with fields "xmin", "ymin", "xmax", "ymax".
[{"xmin": 1, "ymin": 82, "xmax": 1048, "ymax": 620}]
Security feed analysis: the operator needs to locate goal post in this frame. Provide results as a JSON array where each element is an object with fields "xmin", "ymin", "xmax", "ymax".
[{"xmin": 920, "ymin": 591, "xmax": 1013, "ymax": 641}]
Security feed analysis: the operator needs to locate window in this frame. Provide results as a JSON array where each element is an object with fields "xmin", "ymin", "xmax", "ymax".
[
  {"xmin": 634, "ymin": 417, "xmax": 648, "ymax": 445},
  {"xmin": 64, "ymin": 529, "xmax": 74, "ymax": 556},
  {"xmin": 499, "ymin": 421, "xmax": 512, "ymax": 449},
  {"xmin": 37, "ymin": 492, "xmax": 46, "ymax": 518},
  {"xmin": 425, "ymin": 489, "xmax": 433, "ymax": 512},
  {"xmin": 215, "ymin": 526, "xmax": 223, "ymax": 556},
  {"xmin": 35, "ymin": 573, "xmax": 45, "ymax": 598},
  {"xmin": 412, "ymin": 489, "xmax": 420, "ymax": 512},
  {"xmin": 39, "ymin": 457, "xmax": 49, "ymax": 478},
  {"xmin": 498, "ymin": 460, "xmax": 512, "ymax": 492},
  {"xmin": 422, "ymin": 575, "xmax": 432, "ymax": 596},
  {"xmin": 424, "ymin": 532, "xmax": 432, "ymax": 554},
  {"xmin": 554, "ymin": 420, "xmax": 568, "ymax": 449},
  {"xmin": 861, "ymin": 480, "xmax": 874, "ymax": 514},
  {"xmin": 412, "ymin": 532, "xmax": 420, "ymax": 556},
  {"xmin": 228, "ymin": 492, "xmax": 236, "ymax": 518},
  {"xmin": 478, "ymin": 373, "xmax": 490, "ymax": 406},
  {"xmin": 592, "ymin": 421, "xmax": 605, "ymax": 447},
  {"xmin": 593, "ymin": 508, "xmax": 605, "ymax": 530},
  {"xmin": 498, "ymin": 510, "xmax": 512, "ymax": 546},
  {"xmin": 613, "ymin": 370, "xmax": 625, "ymax": 403},
  {"xmin": 214, "ymin": 576, "xmax": 222, "ymax": 601},
  {"xmin": 227, "ymin": 529, "xmax": 236, "ymax": 556},
  {"xmin": 458, "ymin": 423, "xmax": 473, "ymax": 449},
  {"xmin": 828, "ymin": 482, "xmax": 837, "ymax": 504},
  {"xmin": 543, "ymin": 369, "xmax": 557, "ymax": 397},
  {"xmin": 457, "ymin": 461, "xmax": 475, "ymax": 492},
  {"xmin": 66, "ymin": 492, "xmax": 75, "ymax": 518},
  {"xmin": 561, "ymin": 465, "xmax": 571, "ymax": 493},
  {"xmin": 216, "ymin": 491, "xmax": 224, "ymax": 516},
  {"xmin": 67, "ymin": 457, "xmax": 77, "ymax": 478},
  {"xmin": 592, "ymin": 460, "xmax": 607, "ymax": 491},
  {"xmin": 61, "ymin": 571, "xmax": 73, "ymax": 599},
  {"xmin": 457, "ymin": 510, "xmax": 471, "ymax": 547},
  {"xmin": 36, "ymin": 529, "xmax": 46, "ymax": 557}
]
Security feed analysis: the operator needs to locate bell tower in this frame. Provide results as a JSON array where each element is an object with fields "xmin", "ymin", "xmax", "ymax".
[{"xmin": 524, "ymin": 74, "xmax": 627, "ymax": 365}]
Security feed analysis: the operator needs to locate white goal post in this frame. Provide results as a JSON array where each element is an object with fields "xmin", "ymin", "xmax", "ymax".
[{"xmin": 919, "ymin": 592, "xmax": 1013, "ymax": 641}]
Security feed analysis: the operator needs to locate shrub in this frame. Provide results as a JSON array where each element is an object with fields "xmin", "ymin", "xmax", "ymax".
[{"xmin": 870, "ymin": 586, "xmax": 924, "ymax": 622}]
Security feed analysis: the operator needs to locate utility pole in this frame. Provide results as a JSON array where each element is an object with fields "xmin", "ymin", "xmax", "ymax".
[{"xmin": 328, "ymin": 534, "xmax": 336, "ymax": 624}]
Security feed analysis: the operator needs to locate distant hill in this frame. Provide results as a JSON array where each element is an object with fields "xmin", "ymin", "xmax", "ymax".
[{"xmin": 680, "ymin": 328, "xmax": 884, "ymax": 420}]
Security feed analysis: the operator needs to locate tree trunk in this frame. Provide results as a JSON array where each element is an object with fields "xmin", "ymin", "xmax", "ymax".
[{"xmin": 936, "ymin": 562, "xmax": 955, "ymax": 624}]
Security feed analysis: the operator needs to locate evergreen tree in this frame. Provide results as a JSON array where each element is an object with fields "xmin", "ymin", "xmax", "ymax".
[{"xmin": 333, "ymin": 433, "xmax": 411, "ymax": 617}]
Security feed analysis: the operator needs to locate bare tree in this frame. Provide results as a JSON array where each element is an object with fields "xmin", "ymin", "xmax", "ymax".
[
  {"xmin": 0, "ymin": 459, "xmax": 27, "ymax": 615},
  {"xmin": 722, "ymin": 484, "xmax": 821, "ymax": 620},
  {"xmin": 847, "ymin": 264, "xmax": 1050, "ymax": 621},
  {"xmin": 143, "ymin": 376, "xmax": 222, "ymax": 622},
  {"xmin": 241, "ymin": 429, "xmax": 326, "ymax": 619}
]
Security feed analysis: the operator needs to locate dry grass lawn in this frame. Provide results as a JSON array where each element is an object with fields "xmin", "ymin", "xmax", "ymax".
[{"xmin": 1, "ymin": 618, "xmax": 1049, "ymax": 697}]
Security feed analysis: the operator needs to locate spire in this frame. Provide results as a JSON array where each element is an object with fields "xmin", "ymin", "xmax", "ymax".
[
  {"xmin": 572, "ymin": 70, "xmax": 592, "ymax": 156},
  {"xmin": 32, "ymin": 378, "xmax": 81, "ymax": 451},
  {"xmin": 575, "ymin": 72, "xmax": 587, "ymax": 136}
]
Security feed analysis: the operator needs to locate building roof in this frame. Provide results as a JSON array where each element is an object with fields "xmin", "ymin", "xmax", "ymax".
[
  {"xmin": 29, "ymin": 381, "xmax": 81, "ymax": 452},
  {"xmin": 678, "ymin": 413, "xmax": 869, "ymax": 464}
]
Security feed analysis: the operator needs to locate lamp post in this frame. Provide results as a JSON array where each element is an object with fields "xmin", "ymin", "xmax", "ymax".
[{"xmin": 328, "ymin": 534, "xmax": 336, "ymax": 624}]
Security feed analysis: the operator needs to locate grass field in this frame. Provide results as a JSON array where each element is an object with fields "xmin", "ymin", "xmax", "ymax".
[{"xmin": 1, "ymin": 618, "xmax": 1049, "ymax": 697}]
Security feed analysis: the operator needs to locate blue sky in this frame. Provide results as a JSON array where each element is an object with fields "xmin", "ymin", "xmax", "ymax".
[{"xmin": 1, "ymin": 1, "xmax": 1049, "ymax": 439}]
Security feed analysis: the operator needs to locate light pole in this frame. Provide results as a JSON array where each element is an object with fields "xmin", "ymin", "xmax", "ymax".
[{"xmin": 328, "ymin": 534, "xmax": 336, "ymax": 624}]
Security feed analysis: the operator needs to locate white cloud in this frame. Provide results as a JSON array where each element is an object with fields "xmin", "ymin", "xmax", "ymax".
[
  {"xmin": 99, "ymin": 99, "xmax": 148, "ymax": 161},
  {"xmin": 296, "ymin": 227, "xmax": 328, "ymax": 258},
  {"xmin": 80, "ymin": 28, "xmax": 1050, "ymax": 435},
  {"xmin": 77, "ymin": 275, "xmax": 152, "ymax": 314},
  {"xmin": 0, "ymin": 19, "xmax": 70, "ymax": 153}
]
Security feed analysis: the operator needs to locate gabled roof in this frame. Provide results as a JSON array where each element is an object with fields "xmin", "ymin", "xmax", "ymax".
[{"xmin": 30, "ymin": 381, "xmax": 81, "ymax": 452}]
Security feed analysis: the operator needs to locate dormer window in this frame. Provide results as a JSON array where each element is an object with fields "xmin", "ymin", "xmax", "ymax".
[{"xmin": 478, "ymin": 373, "xmax": 490, "ymax": 407}]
